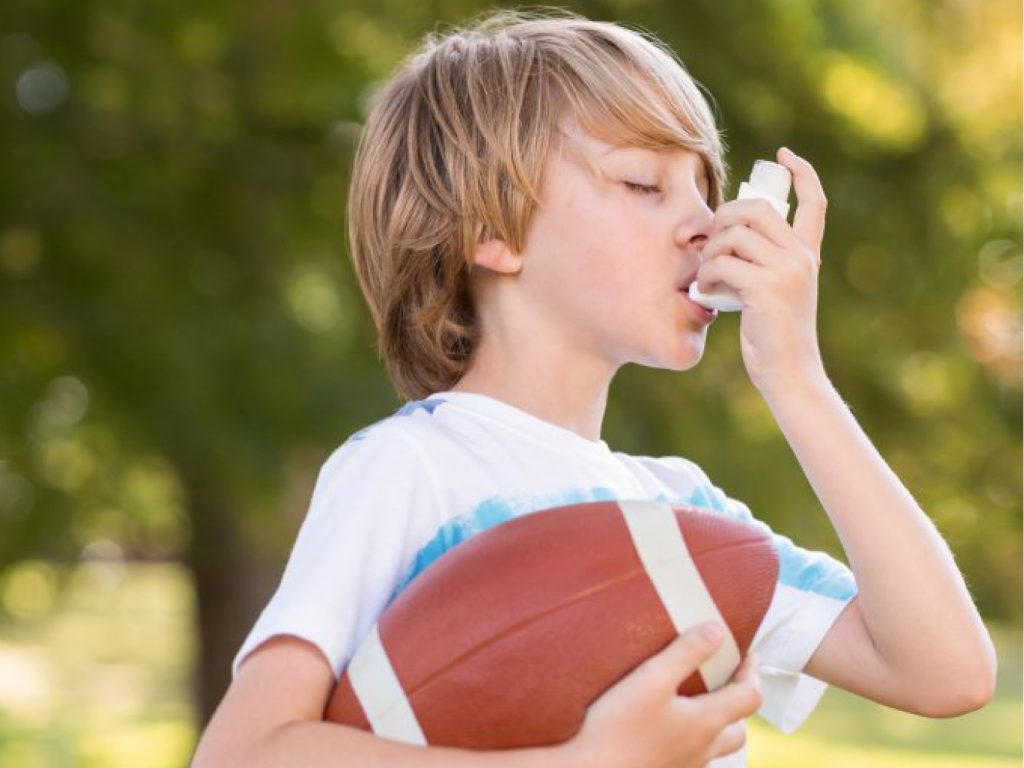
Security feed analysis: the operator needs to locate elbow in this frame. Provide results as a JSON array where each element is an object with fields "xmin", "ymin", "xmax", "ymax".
[
  {"xmin": 915, "ymin": 680, "xmax": 995, "ymax": 718},
  {"xmin": 963, "ymin": 671, "xmax": 998, "ymax": 714},
  {"xmin": 959, "ymin": 631, "xmax": 1000, "ymax": 714},
  {"xmin": 913, "ymin": 642, "xmax": 998, "ymax": 718}
]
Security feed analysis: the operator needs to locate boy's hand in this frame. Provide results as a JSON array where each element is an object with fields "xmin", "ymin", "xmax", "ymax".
[
  {"xmin": 562, "ymin": 622, "xmax": 763, "ymax": 768},
  {"xmin": 694, "ymin": 147, "xmax": 829, "ymax": 394}
]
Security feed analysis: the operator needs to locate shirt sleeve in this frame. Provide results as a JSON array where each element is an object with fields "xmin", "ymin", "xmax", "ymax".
[
  {"xmin": 634, "ymin": 454, "xmax": 859, "ymax": 733},
  {"xmin": 231, "ymin": 424, "xmax": 445, "ymax": 681},
  {"xmin": 717, "ymin": 491, "xmax": 858, "ymax": 732}
]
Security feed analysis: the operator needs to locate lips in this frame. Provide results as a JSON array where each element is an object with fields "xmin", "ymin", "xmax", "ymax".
[
  {"xmin": 678, "ymin": 270, "xmax": 700, "ymax": 293},
  {"xmin": 679, "ymin": 286, "xmax": 717, "ymax": 323}
]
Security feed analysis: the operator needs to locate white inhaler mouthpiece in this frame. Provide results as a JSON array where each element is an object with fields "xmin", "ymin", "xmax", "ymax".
[{"xmin": 688, "ymin": 159, "xmax": 793, "ymax": 312}]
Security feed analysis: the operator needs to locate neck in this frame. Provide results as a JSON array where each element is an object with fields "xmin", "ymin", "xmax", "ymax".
[{"xmin": 449, "ymin": 336, "xmax": 614, "ymax": 444}]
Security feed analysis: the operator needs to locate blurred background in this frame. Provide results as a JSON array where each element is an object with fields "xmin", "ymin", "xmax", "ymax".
[{"xmin": 0, "ymin": 0, "xmax": 1020, "ymax": 765}]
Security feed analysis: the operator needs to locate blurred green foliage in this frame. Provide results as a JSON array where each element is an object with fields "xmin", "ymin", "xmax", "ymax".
[{"xmin": 0, "ymin": 0, "xmax": 1020, "ymax": 730}]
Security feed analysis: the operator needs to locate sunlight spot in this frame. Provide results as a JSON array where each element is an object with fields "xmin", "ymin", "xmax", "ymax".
[{"xmin": 2, "ymin": 561, "xmax": 58, "ymax": 621}]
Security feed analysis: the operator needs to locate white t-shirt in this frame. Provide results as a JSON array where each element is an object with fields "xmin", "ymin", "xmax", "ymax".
[{"xmin": 233, "ymin": 390, "xmax": 858, "ymax": 766}]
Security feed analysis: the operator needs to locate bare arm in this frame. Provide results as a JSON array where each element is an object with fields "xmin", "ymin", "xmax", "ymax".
[
  {"xmin": 209, "ymin": 721, "xmax": 559, "ymax": 768},
  {"xmin": 762, "ymin": 372, "xmax": 996, "ymax": 717},
  {"xmin": 191, "ymin": 626, "xmax": 762, "ymax": 768},
  {"xmin": 190, "ymin": 636, "xmax": 567, "ymax": 768},
  {"xmin": 697, "ymin": 147, "xmax": 996, "ymax": 718}
]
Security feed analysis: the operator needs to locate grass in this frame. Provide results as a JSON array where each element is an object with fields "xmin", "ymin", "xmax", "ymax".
[{"xmin": 0, "ymin": 561, "xmax": 1020, "ymax": 767}]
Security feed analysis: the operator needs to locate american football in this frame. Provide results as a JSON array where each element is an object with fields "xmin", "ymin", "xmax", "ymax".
[{"xmin": 325, "ymin": 498, "xmax": 778, "ymax": 749}]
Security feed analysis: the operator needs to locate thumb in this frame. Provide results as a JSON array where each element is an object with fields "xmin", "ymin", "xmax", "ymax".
[{"xmin": 645, "ymin": 622, "xmax": 725, "ymax": 688}]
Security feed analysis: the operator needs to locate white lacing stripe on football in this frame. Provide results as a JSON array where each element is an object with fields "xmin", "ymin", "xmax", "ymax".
[
  {"xmin": 619, "ymin": 499, "xmax": 741, "ymax": 691},
  {"xmin": 349, "ymin": 623, "xmax": 427, "ymax": 745}
]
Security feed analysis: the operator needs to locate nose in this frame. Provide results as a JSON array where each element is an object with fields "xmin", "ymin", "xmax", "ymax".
[
  {"xmin": 673, "ymin": 198, "xmax": 715, "ymax": 253},
  {"xmin": 679, "ymin": 227, "xmax": 711, "ymax": 260}
]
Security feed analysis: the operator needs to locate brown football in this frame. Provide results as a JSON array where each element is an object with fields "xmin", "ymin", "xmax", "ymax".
[{"xmin": 325, "ymin": 499, "xmax": 778, "ymax": 749}]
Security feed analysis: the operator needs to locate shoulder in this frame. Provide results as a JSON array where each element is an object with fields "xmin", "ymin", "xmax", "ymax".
[
  {"xmin": 614, "ymin": 450, "xmax": 747, "ymax": 519},
  {"xmin": 614, "ymin": 450, "xmax": 711, "ymax": 489},
  {"xmin": 334, "ymin": 395, "xmax": 457, "ymax": 450},
  {"xmin": 303, "ymin": 414, "xmax": 446, "ymax": 528},
  {"xmin": 321, "ymin": 402, "xmax": 447, "ymax": 478}
]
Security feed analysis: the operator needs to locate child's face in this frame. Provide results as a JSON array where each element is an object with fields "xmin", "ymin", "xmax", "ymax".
[{"xmin": 516, "ymin": 117, "xmax": 717, "ymax": 374}]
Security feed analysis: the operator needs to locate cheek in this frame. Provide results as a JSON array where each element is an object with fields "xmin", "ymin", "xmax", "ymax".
[
  {"xmin": 562, "ymin": 235, "xmax": 636, "ymax": 309},
  {"xmin": 554, "ymin": 187, "xmax": 640, "ymax": 284},
  {"xmin": 529, "ymin": 168, "xmax": 660, "ymax": 315}
]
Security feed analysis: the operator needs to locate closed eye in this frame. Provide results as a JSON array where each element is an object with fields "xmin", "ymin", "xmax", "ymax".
[{"xmin": 623, "ymin": 181, "xmax": 661, "ymax": 195}]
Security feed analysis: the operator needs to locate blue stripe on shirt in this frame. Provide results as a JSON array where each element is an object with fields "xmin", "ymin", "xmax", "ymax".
[
  {"xmin": 347, "ymin": 397, "xmax": 449, "ymax": 444},
  {"xmin": 684, "ymin": 486, "xmax": 857, "ymax": 602},
  {"xmin": 386, "ymin": 486, "xmax": 620, "ymax": 605},
  {"xmin": 387, "ymin": 481, "xmax": 856, "ymax": 607}
]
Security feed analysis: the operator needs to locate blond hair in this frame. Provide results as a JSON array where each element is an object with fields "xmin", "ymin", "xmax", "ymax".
[{"xmin": 347, "ymin": 8, "xmax": 729, "ymax": 401}]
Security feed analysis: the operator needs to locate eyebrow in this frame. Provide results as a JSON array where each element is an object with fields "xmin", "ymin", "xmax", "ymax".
[{"xmin": 606, "ymin": 146, "xmax": 710, "ymax": 183}]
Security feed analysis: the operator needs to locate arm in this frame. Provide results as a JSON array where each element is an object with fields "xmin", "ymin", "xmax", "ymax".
[
  {"xmin": 761, "ymin": 371, "xmax": 996, "ymax": 717},
  {"xmin": 192, "ymin": 628, "xmax": 762, "ymax": 768},
  {"xmin": 695, "ymin": 146, "xmax": 995, "ymax": 718},
  {"xmin": 190, "ymin": 636, "xmax": 569, "ymax": 768}
]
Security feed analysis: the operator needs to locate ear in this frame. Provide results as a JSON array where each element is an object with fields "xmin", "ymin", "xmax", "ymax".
[{"xmin": 471, "ymin": 238, "xmax": 522, "ymax": 275}]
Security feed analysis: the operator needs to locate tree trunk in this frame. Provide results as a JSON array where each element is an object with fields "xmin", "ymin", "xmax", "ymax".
[{"xmin": 185, "ymin": 478, "xmax": 279, "ymax": 729}]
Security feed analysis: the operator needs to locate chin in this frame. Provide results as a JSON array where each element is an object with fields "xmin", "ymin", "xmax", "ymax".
[
  {"xmin": 670, "ymin": 330, "xmax": 708, "ymax": 369},
  {"xmin": 635, "ymin": 336, "xmax": 706, "ymax": 372},
  {"xmin": 666, "ymin": 351, "xmax": 704, "ymax": 372}
]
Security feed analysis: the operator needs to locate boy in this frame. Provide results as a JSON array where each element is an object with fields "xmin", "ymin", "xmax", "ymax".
[{"xmin": 193, "ymin": 10, "xmax": 996, "ymax": 768}]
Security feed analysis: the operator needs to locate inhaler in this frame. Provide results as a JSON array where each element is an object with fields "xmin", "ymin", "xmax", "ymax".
[{"xmin": 688, "ymin": 159, "xmax": 793, "ymax": 312}]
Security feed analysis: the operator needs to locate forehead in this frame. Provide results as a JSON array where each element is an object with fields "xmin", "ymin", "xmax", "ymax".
[{"xmin": 557, "ymin": 118, "xmax": 709, "ymax": 177}]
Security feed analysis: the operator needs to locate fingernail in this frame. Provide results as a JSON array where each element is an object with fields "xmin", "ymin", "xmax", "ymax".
[
  {"xmin": 701, "ymin": 623, "xmax": 723, "ymax": 642},
  {"xmin": 780, "ymin": 147, "xmax": 794, "ymax": 159}
]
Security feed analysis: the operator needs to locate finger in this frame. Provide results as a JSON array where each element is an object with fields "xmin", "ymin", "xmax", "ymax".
[
  {"xmin": 695, "ymin": 254, "xmax": 760, "ymax": 296},
  {"xmin": 710, "ymin": 198, "xmax": 794, "ymax": 250},
  {"xmin": 688, "ymin": 671, "xmax": 764, "ymax": 724},
  {"xmin": 731, "ymin": 652, "xmax": 759, "ymax": 686},
  {"xmin": 776, "ymin": 147, "xmax": 827, "ymax": 253},
  {"xmin": 641, "ymin": 623, "xmax": 726, "ymax": 693},
  {"xmin": 708, "ymin": 719, "xmax": 748, "ymax": 759},
  {"xmin": 702, "ymin": 224, "xmax": 788, "ymax": 269}
]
